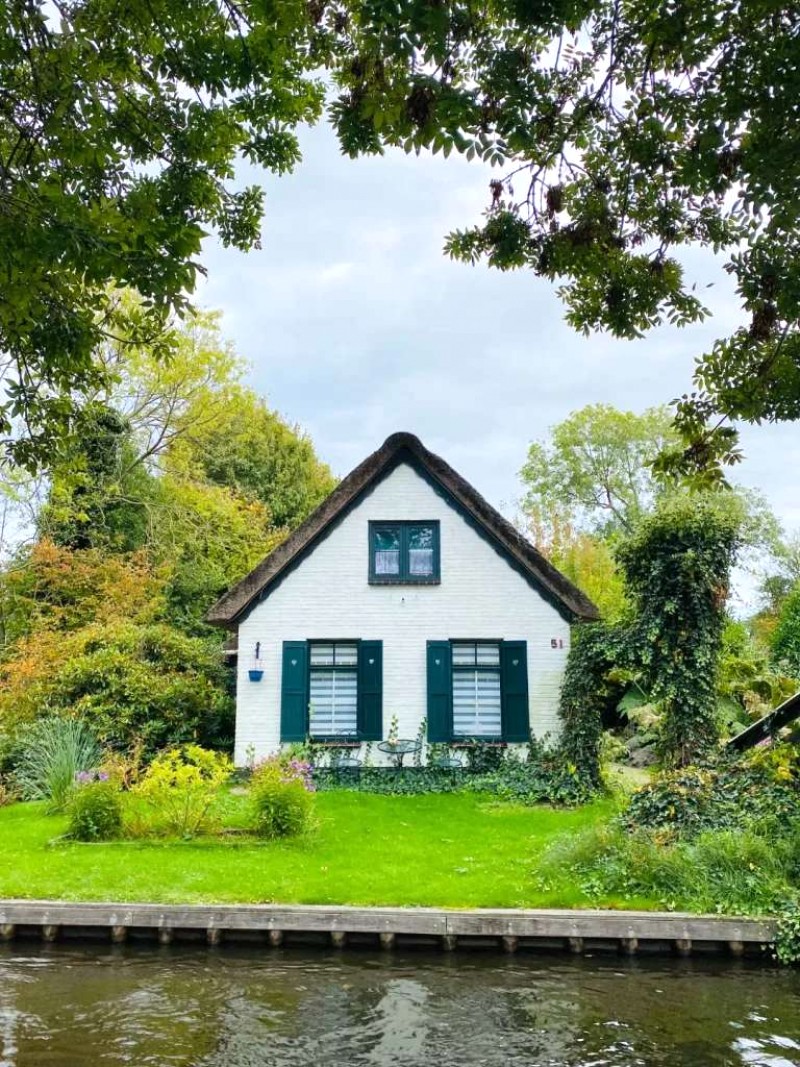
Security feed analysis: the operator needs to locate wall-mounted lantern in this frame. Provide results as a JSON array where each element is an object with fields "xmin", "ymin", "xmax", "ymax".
[{"xmin": 248, "ymin": 641, "xmax": 264, "ymax": 682}]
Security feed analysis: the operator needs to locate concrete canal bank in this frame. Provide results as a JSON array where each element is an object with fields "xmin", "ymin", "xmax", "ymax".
[{"xmin": 0, "ymin": 901, "xmax": 775, "ymax": 957}]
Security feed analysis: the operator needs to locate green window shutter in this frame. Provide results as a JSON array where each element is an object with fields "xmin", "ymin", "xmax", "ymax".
[
  {"xmin": 501, "ymin": 640, "xmax": 529, "ymax": 742},
  {"xmin": 427, "ymin": 641, "xmax": 452, "ymax": 742},
  {"xmin": 357, "ymin": 640, "xmax": 383, "ymax": 740},
  {"xmin": 280, "ymin": 641, "xmax": 308, "ymax": 742}
]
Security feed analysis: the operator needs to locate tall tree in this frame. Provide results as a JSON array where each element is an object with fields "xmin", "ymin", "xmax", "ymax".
[
  {"xmin": 31, "ymin": 308, "xmax": 334, "ymax": 626},
  {"xmin": 174, "ymin": 389, "xmax": 336, "ymax": 530},
  {"xmin": 521, "ymin": 403, "xmax": 780, "ymax": 625},
  {"xmin": 38, "ymin": 402, "xmax": 154, "ymax": 552},
  {"xmin": 332, "ymin": 1, "xmax": 800, "ymax": 478},
  {"xmin": 521, "ymin": 404, "xmax": 677, "ymax": 533}
]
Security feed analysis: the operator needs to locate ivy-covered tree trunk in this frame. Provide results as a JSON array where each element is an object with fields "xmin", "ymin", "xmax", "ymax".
[
  {"xmin": 559, "ymin": 494, "xmax": 743, "ymax": 778},
  {"xmin": 616, "ymin": 496, "xmax": 743, "ymax": 767}
]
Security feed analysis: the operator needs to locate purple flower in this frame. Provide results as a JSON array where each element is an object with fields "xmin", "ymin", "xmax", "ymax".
[{"xmin": 74, "ymin": 768, "xmax": 110, "ymax": 786}]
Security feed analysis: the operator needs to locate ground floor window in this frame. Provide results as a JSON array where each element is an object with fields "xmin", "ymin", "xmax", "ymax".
[
  {"xmin": 451, "ymin": 641, "xmax": 502, "ymax": 738},
  {"xmin": 308, "ymin": 641, "xmax": 358, "ymax": 737}
]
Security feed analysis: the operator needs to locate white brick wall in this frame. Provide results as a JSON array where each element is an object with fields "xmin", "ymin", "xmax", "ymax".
[{"xmin": 234, "ymin": 462, "xmax": 571, "ymax": 764}]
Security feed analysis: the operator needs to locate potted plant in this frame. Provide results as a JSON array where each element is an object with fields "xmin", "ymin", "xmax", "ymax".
[{"xmin": 249, "ymin": 642, "xmax": 264, "ymax": 682}]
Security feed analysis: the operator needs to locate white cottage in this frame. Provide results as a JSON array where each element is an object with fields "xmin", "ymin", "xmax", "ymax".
[{"xmin": 208, "ymin": 433, "xmax": 599, "ymax": 765}]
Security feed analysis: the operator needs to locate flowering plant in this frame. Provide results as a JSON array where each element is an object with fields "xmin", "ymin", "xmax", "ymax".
[
  {"xmin": 252, "ymin": 755, "xmax": 315, "ymax": 792},
  {"xmin": 282, "ymin": 758, "xmax": 316, "ymax": 792},
  {"xmin": 74, "ymin": 769, "xmax": 110, "ymax": 785},
  {"xmin": 249, "ymin": 755, "xmax": 315, "ymax": 838}
]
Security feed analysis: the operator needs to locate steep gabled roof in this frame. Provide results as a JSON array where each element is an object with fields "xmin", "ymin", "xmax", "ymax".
[{"xmin": 206, "ymin": 432, "xmax": 600, "ymax": 627}]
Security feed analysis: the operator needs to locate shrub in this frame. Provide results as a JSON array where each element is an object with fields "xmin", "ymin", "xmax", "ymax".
[
  {"xmin": 0, "ymin": 621, "xmax": 234, "ymax": 761},
  {"xmin": 249, "ymin": 757, "xmax": 315, "ymax": 839},
  {"xmin": 474, "ymin": 757, "xmax": 594, "ymax": 806},
  {"xmin": 12, "ymin": 718, "xmax": 101, "ymax": 812},
  {"xmin": 774, "ymin": 902, "xmax": 800, "ymax": 965},
  {"xmin": 615, "ymin": 494, "xmax": 745, "ymax": 766},
  {"xmin": 542, "ymin": 821, "xmax": 798, "ymax": 917},
  {"xmin": 599, "ymin": 730, "xmax": 629, "ymax": 767},
  {"xmin": 312, "ymin": 743, "xmax": 594, "ymax": 806},
  {"xmin": 68, "ymin": 778, "xmax": 123, "ymax": 841},
  {"xmin": 463, "ymin": 744, "xmax": 506, "ymax": 774},
  {"xmin": 623, "ymin": 746, "xmax": 799, "ymax": 837},
  {"xmin": 133, "ymin": 745, "xmax": 232, "ymax": 837}
]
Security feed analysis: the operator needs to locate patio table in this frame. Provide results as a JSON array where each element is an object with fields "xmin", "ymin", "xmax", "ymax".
[{"xmin": 377, "ymin": 739, "xmax": 420, "ymax": 768}]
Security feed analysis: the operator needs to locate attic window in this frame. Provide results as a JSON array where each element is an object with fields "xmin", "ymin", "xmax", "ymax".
[{"xmin": 369, "ymin": 521, "xmax": 440, "ymax": 584}]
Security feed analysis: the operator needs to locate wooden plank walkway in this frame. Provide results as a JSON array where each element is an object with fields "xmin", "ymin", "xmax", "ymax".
[
  {"xmin": 0, "ymin": 901, "xmax": 776, "ymax": 957},
  {"xmin": 728, "ymin": 689, "xmax": 800, "ymax": 750}
]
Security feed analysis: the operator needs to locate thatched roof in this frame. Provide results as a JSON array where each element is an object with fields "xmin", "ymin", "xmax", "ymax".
[{"xmin": 207, "ymin": 432, "xmax": 600, "ymax": 627}]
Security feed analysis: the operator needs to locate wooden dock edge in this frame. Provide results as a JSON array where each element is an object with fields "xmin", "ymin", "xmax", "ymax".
[{"xmin": 0, "ymin": 901, "xmax": 776, "ymax": 958}]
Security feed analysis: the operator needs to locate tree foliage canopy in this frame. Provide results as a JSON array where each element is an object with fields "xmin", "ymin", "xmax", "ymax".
[
  {"xmin": 0, "ymin": 0, "xmax": 323, "ymax": 465},
  {"xmin": 523, "ymin": 508, "xmax": 628, "ymax": 621},
  {"xmin": 521, "ymin": 403, "xmax": 677, "ymax": 533},
  {"xmin": 772, "ymin": 585, "xmax": 800, "ymax": 677},
  {"xmin": 30, "ymin": 310, "xmax": 334, "ymax": 629},
  {"xmin": 3, "ymin": 2, "xmax": 798, "ymax": 472},
  {"xmin": 331, "ymin": 0, "xmax": 800, "ymax": 476},
  {"xmin": 173, "ymin": 388, "xmax": 337, "ymax": 531},
  {"xmin": 0, "ymin": 311, "xmax": 335, "ymax": 758},
  {"xmin": 560, "ymin": 491, "xmax": 747, "ymax": 776}
]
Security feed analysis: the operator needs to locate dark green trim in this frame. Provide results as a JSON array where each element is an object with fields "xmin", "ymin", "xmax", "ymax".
[
  {"xmin": 426, "ymin": 641, "xmax": 452, "ymax": 742},
  {"xmin": 357, "ymin": 640, "xmax": 383, "ymax": 740},
  {"xmin": 500, "ymin": 640, "xmax": 530, "ymax": 742},
  {"xmin": 368, "ymin": 520, "xmax": 441, "ymax": 585},
  {"xmin": 427, "ymin": 638, "xmax": 530, "ymax": 743},
  {"xmin": 280, "ymin": 641, "xmax": 308, "ymax": 742}
]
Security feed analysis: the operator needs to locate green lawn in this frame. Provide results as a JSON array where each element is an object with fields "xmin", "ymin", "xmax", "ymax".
[{"xmin": 0, "ymin": 792, "xmax": 639, "ymax": 909}]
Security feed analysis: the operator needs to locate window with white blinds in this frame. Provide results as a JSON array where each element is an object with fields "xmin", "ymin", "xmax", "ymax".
[
  {"xmin": 451, "ymin": 642, "xmax": 502, "ymax": 737},
  {"xmin": 308, "ymin": 642, "xmax": 358, "ymax": 737}
]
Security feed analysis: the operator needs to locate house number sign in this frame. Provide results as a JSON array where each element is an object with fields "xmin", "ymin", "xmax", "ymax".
[{"xmin": 550, "ymin": 638, "xmax": 564, "ymax": 649}]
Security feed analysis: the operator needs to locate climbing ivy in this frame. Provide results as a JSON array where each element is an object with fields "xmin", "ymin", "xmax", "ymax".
[
  {"xmin": 558, "ymin": 623, "xmax": 632, "ymax": 788},
  {"xmin": 559, "ymin": 494, "xmax": 745, "ymax": 780},
  {"xmin": 618, "ymin": 496, "xmax": 744, "ymax": 767}
]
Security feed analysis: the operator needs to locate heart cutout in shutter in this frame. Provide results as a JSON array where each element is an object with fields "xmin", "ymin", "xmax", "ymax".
[{"xmin": 513, "ymin": 659, "xmax": 519, "ymax": 666}]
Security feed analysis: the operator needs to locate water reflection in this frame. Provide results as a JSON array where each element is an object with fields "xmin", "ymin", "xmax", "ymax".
[{"xmin": 0, "ymin": 945, "xmax": 797, "ymax": 1066}]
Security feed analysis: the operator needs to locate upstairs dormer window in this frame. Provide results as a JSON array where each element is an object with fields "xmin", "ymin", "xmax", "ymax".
[{"xmin": 368, "ymin": 521, "xmax": 440, "ymax": 584}]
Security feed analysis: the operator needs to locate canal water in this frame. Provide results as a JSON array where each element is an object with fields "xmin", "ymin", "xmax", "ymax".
[{"xmin": 0, "ymin": 945, "xmax": 797, "ymax": 1066}]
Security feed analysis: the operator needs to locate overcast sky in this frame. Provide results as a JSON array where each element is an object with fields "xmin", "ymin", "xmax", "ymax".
[{"xmin": 198, "ymin": 122, "xmax": 800, "ymax": 602}]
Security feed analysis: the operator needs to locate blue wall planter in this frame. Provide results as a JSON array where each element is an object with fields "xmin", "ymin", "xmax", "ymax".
[{"xmin": 248, "ymin": 669, "xmax": 264, "ymax": 682}]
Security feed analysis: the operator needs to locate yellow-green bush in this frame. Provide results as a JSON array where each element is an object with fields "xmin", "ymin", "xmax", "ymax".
[{"xmin": 133, "ymin": 745, "xmax": 232, "ymax": 837}]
